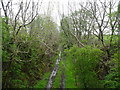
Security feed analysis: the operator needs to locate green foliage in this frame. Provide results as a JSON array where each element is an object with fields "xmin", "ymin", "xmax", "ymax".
[
  {"xmin": 34, "ymin": 72, "xmax": 51, "ymax": 88},
  {"xmin": 2, "ymin": 18, "xmax": 11, "ymax": 42},
  {"xmin": 59, "ymin": 31, "xmax": 73, "ymax": 49},
  {"xmin": 64, "ymin": 58, "xmax": 77, "ymax": 88},
  {"xmin": 104, "ymin": 35, "xmax": 118, "ymax": 45},
  {"xmin": 103, "ymin": 52, "xmax": 120, "ymax": 88},
  {"xmin": 65, "ymin": 46, "xmax": 103, "ymax": 88},
  {"xmin": 2, "ymin": 15, "xmax": 58, "ymax": 88},
  {"xmin": 108, "ymin": 11, "xmax": 118, "ymax": 23},
  {"xmin": 53, "ymin": 70, "xmax": 61, "ymax": 88}
]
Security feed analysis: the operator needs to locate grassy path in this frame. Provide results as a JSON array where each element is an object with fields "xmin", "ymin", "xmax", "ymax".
[{"xmin": 34, "ymin": 51, "xmax": 78, "ymax": 88}]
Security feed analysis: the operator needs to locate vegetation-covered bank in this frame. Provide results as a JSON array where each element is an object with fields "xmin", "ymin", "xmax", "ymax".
[
  {"xmin": 64, "ymin": 46, "xmax": 119, "ymax": 88},
  {"xmin": 2, "ymin": 13, "xmax": 60, "ymax": 88}
]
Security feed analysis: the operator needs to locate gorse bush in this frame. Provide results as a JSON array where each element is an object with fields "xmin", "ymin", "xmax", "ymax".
[{"xmin": 65, "ymin": 46, "xmax": 103, "ymax": 88}]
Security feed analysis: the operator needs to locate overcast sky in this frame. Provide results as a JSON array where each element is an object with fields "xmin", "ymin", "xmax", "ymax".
[{"xmin": 0, "ymin": 0, "xmax": 119, "ymax": 26}]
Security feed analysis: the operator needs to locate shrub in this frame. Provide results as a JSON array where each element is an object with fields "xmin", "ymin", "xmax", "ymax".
[
  {"xmin": 65, "ymin": 46, "xmax": 103, "ymax": 88},
  {"xmin": 103, "ymin": 52, "xmax": 120, "ymax": 88}
]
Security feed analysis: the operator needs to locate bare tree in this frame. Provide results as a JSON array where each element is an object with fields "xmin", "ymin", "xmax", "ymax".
[
  {"xmin": 1, "ymin": 0, "xmax": 40, "ymax": 37},
  {"xmin": 109, "ymin": 1, "xmax": 118, "ymax": 47},
  {"xmin": 89, "ymin": 1, "xmax": 108, "ymax": 47}
]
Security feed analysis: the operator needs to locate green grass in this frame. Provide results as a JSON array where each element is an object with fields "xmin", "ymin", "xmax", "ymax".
[
  {"xmin": 34, "ymin": 72, "xmax": 51, "ymax": 88},
  {"xmin": 34, "ymin": 55, "xmax": 58, "ymax": 88},
  {"xmin": 52, "ymin": 58, "xmax": 63, "ymax": 88},
  {"xmin": 64, "ymin": 59, "xmax": 77, "ymax": 88},
  {"xmin": 52, "ymin": 70, "xmax": 62, "ymax": 88},
  {"xmin": 34, "ymin": 53, "xmax": 60, "ymax": 88},
  {"xmin": 34, "ymin": 52, "xmax": 78, "ymax": 88}
]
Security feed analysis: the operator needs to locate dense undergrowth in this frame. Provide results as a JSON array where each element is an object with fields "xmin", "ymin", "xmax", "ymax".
[
  {"xmin": 2, "ymin": 16, "xmax": 59, "ymax": 88},
  {"xmin": 64, "ymin": 45, "xmax": 119, "ymax": 88}
]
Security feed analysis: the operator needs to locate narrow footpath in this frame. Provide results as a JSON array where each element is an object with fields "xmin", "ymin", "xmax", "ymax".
[{"xmin": 46, "ymin": 51, "xmax": 62, "ymax": 89}]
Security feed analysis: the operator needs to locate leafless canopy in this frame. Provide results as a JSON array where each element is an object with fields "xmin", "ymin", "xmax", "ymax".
[{"xmin": 1, "ymin": 0, "xmax": 40, "ymax": 36}]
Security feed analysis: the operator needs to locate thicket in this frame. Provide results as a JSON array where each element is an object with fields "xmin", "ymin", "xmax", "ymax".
[
  {"xmin": 64, "ymin": 45, "xmax": 119, "ymax": 88},
  {"xmin": 103, "ymin": 52, "xmax": 120, "ymax": 88},
  {"xmin": 2, "ymin": 16, "xmax": 59, "ymax": 88},
  {"xmin": 65, "ymin": 46, "xmax": 103, "ymax": 88}
]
